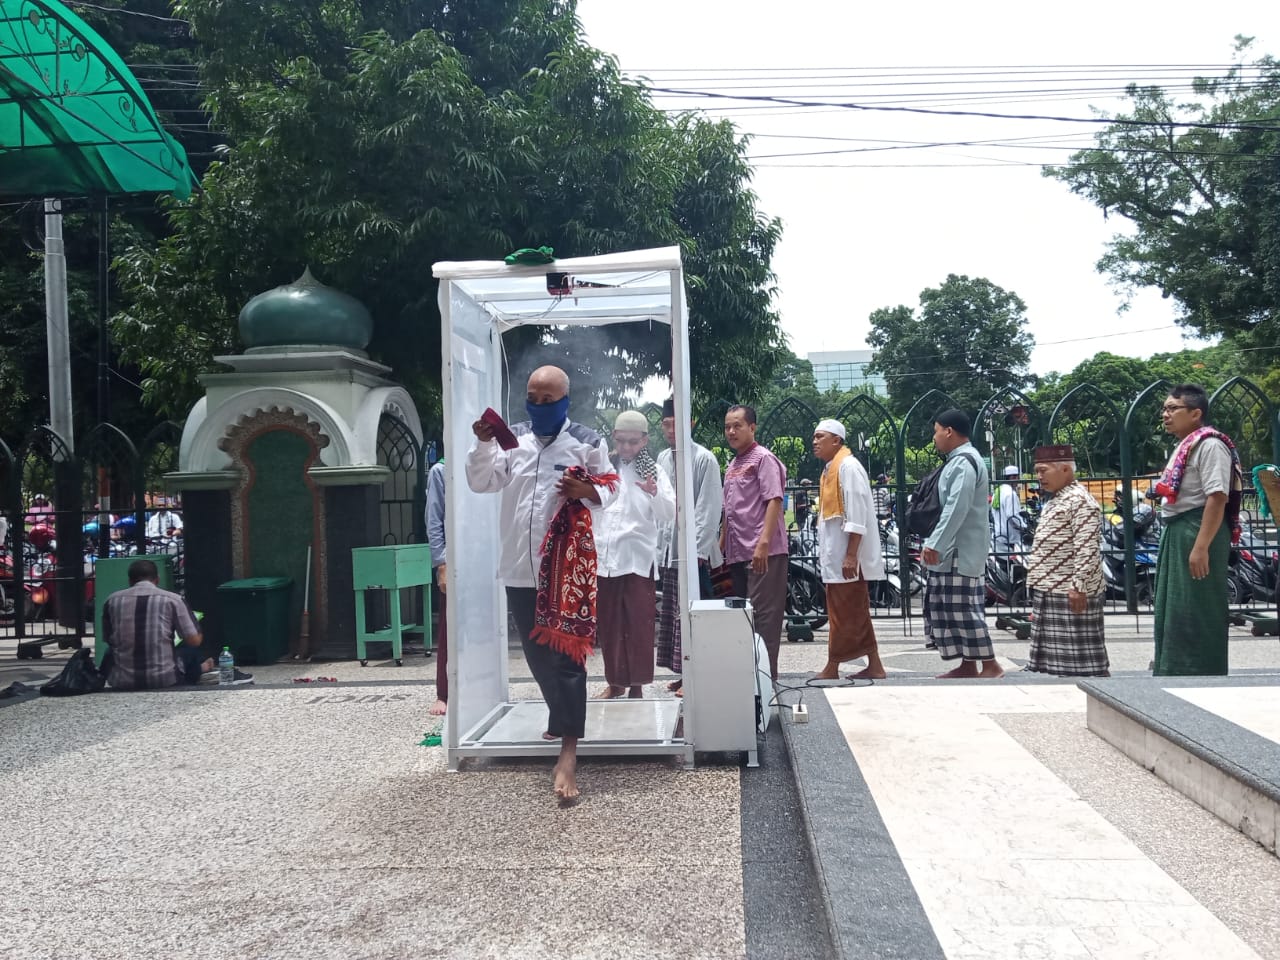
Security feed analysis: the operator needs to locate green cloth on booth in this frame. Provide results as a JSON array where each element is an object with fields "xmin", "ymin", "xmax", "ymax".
[
  {"xmin": 504, "ymin": 246, "xmax": 555, "ymax": 265},
  {"xmin": 1152, "ymin": 507, "xmax": 1229, "ymax": 676},
  {"xmin": 1252, "ymin": 464, "xmax": 1277, "ymax": 520}
]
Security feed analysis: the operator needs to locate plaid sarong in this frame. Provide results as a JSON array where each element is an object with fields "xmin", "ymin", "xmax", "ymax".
[
  {"xmin": 922, "ymin": 571, "xmax": 994, "ymax": 661},
  {"xmin": 656, "ymin": 564, "xmax": 682, "ymax": 673},
  {"xmin": 1025, "ymin": 590, "xmax": 1108, "ymax": 676}
]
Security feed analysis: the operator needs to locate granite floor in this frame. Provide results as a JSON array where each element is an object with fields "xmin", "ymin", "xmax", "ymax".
[{"xmin": 820, "ymin": 683, "xmax": 1280, "ymax": 960}]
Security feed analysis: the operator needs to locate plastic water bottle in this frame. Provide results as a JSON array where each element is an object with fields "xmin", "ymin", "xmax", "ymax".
[{"xmin": 218, "ymin": 647, "xmax": 235, "ymax": 686}]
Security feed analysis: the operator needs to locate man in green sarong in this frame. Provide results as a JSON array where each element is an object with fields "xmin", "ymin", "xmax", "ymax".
[{"xmin": 1151, "ymin": 384, "xmax": 1243, "ymax": 676}]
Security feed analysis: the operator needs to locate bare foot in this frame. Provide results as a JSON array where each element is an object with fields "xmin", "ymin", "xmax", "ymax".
[
  {"xmin": 979, "ymin": 660, "xmax": 1005, "ymax": 679},
  {"xmin": 674, "ymin": 686, "xmax": 684, "ymax": 698},
  {"xmin": 666, "ymin": 679, "xmax": 683, "ymax": 692},
  {"xmin": 847, "ymin": 666, "xmax": 887, "ymax": 679},
  {"xmin": 627, "ymin": 685, "xmax": 643, "ymax": 699},
  {"xmin": 594, "ymin": 685, "xmax": 625, "ymax": 700},
  {"xmin": 428, "ymin": 699, "xmax": 447, "ymax": 716},
  {"xmin": 936, "ymin": 661, "xmax": 980, "ymax": 679},
  {"xmin": 814, "ymin": 662, "xmax": 840, "ymax": 680},
  {"xmin": 553, "ymin": 740, "xmax": 579, "ymax": 804},
  {"xmin": 542, "ymin": 732, "xmax": 561, "ymax": 741}
]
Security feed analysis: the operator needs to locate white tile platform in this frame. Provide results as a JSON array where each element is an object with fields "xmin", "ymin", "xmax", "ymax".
[
  {"xmin": 1168, "ymin": 687, "xmax": 1280, "ymax": 745},
  {"xmin": 826, "ymin": 684, "xmax": 1262, "ymax": 960}
]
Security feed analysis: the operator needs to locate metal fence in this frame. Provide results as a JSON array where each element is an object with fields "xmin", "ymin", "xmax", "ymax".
[
  {"xmin": 4, "ymin": 376, "xmax": 1275, "ymax": 655},
  {"xmin": 0, "ymin": 422, "xmax": 186, "ymax": 655}
]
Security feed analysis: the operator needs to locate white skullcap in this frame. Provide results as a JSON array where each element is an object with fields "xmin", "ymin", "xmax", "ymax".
[
  {"xmin": 613, "ymin": 410, "xmax": 648, "ymax": 433},
  {"xmin": 1003, "ymin": 465, "xmax": 1020, "ymax": 477},
  {"xmin": 815, "ymin": 418, "xmax": 846, "ymax": 440}
]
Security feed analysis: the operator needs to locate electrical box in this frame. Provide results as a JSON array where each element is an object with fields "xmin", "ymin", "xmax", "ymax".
[{"xmin": 687, "ymin": 599, "xmax": 761, "ymax": 759}]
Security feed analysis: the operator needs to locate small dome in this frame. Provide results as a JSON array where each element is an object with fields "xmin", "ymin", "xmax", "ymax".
[{"xmin": 238, "ymin": 268, "xmax": 372, "ymax": 353}]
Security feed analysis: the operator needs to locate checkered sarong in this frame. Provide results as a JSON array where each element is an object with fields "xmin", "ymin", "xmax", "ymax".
[
  {"xmin": 922, "ymin": 571, "xmax": 994, "ymax": 661},
  {"xmin": 1026, "ymin": 590, "xmax": 1108, "ymax": 677},
  {"xmin": 655, "ymin": 564, "xmax": 682, "ymax": 673}
]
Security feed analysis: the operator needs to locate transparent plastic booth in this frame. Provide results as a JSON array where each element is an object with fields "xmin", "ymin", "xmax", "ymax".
[{"xmin": 434, "ymin": 247, "xmax": 769, "ymax": 771}]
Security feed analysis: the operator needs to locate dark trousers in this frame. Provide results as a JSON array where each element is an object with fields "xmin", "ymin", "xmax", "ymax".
[
  {"xmin": 730, "ymin": 556, "xmax": 789, "ymax": 680},
  {"xmin": 176, "ymin": 644, "xmax": 209, "ymax": 684},
  {"xmin": 507, "ymin": 586, "xmax": 587, "ymax": 739},
  {"xmin": 434, "ymin": 584, "xmax": 448, "ymax": 703}
]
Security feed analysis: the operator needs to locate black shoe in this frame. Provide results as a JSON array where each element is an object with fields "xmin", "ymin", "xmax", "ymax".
[{"xmin": 227, "ymin": 668, "xmax": 254, "ymax": 686}]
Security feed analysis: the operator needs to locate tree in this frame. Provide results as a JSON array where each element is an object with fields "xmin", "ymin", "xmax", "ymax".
[
  {"xmin": 866, "ymin": 275, "xmax": 1035, "ymax": 417},
  {"xmin": 1044, "ymin": 41, "xmax": 1280, "ymax": 367},
  {"xmin": 113, "ymin": 0, "xmax": 785, "ymax": 419}
]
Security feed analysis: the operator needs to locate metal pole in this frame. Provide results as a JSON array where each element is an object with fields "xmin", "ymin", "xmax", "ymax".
[
  {"xmin": 97, "ymin": 196, "xmax": 110, "ymax": 426},
  {"xmin": 43, "ymin": 199, "xmax": 74, "ymax": 450}
]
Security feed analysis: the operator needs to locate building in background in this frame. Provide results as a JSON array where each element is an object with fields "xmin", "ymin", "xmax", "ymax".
[{"xmin": 808, "ymin": 350, "xmax": 886, "ymax": 396}]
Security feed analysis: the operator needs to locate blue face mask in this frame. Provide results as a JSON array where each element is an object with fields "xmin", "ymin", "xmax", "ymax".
[{"xmin": 526, "ymin": 395, "xmax": 569, "ymax": 436}]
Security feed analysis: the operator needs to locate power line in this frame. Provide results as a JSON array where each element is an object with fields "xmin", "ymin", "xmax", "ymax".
[
  {"xmin": 646, "ymin": 85, "xmax": 1280, "ymax": 133},
  {"xmin": 64, "ymin": 0, "xmax": 190, "ymax": 24}
]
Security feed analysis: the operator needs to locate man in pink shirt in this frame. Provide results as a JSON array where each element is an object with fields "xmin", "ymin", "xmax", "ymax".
[{"xmin": 721, "ymin": 404, "xmax": 789, "ymax": 679}]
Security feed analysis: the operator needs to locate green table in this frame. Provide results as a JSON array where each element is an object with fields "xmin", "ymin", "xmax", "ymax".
[{"xmin": 351, "ymin": 544, "xmax": 432, "ymax": 666}]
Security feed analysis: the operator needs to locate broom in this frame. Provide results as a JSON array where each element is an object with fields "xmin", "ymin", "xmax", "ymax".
[{"xmin": 296, "ymin": 545, "xmax": 312, "ymax": 660}]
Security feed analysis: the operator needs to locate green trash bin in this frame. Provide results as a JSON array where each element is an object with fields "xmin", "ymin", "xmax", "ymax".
[
  {"xmin": 94, "ymin": 555, "xmax": 176, "ymax": 667},
  {"xmin": 216, "ymin": 577, "xmax": 293, "ymax": 665}
]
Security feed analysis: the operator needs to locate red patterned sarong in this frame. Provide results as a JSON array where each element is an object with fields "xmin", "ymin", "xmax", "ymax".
[{"xmin": 531, "ymin": 466, "xmax": 619, "ymax": 666}]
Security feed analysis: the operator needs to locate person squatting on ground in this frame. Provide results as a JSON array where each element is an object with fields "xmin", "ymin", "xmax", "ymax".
[
  {"xmin": 1152, "ymin": 384, "xmax": 1244, "ymax": 677},
  {"xmin": 990, "ymin": 464, "xmax": 1025, "ymax": 556},
  {"xmin": 721, "ymin": 404, "xmax": 789, "ymax": 681},
  {"xmin": 811, "ymin": 419, "xmax": 887, "ymax": 681},
  {"xmin": 655, "ymin": 398, "xmax": 724, "ymax": 696},
  {"xmin": 104, "ymin": 558, "xmax": 253, "ymax": 689},
  {"xmin": 425, "ymin": 457, "xmax": 448, "ymax": 716},
  {"xmin": 921, "ymin": 409, "xmax": 1004, "ymax": 679},
  {"xmin": 1024, "ymin": 445, "xmax": 1109, "ymax": 677},
  {"xmin": 465, "ymin": 365, "xmax": 618, "ymax": 802},
  {"xmin": 594, "ymin": 410, "xmax": 675, "ymax": 700}
]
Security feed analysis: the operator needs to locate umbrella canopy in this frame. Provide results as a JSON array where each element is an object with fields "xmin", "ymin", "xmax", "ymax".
[{"xmin": 0, "ymin": 0, "xmax": 196, "ymax": 198}]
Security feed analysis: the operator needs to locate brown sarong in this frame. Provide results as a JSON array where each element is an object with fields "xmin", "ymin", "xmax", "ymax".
[
  {"xmin": 596, "ymin": 573, "xmax": 657, "ymax": 688},
  {"xmin": 824, "ymin": 580, "xmax": 878, "ymax": 663}
]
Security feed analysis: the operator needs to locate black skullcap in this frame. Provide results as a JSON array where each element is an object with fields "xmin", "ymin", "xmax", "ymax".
[
  {"xmin": 933, "ymin": 408, "xmax": 972, "ymax": 438},
  {"xmin": 661, "ymin": 397, "xmax": 675, "ymax": 418}
]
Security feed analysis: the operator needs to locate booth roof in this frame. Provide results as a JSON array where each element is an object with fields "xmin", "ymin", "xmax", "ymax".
[{"xmin": 432, "ymin": 246, "xmax": 682, "ymax": 330}]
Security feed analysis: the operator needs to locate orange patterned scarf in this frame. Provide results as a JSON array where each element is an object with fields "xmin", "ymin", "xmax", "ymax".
[{"xmin": 531, "ymin": 466, "xmax": 620, "ymax": 665}]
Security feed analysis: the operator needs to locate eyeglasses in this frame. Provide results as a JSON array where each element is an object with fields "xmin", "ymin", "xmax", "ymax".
[{"xmin": 1161, "ymin": 404, "xmax": 1190, "ymax": 414}]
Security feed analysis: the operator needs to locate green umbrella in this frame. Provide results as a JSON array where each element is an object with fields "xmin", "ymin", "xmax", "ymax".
[{"xmin": 0, "ymin": 0, "xmax": 197, "ymax": 198}]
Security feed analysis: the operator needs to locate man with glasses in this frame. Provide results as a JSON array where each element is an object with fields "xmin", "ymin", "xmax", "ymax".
[
  {"xmin": 1151, "ymin": 384, "xmax": 1243, "ymax": 676},
  {"xmin": 594, "ymin": 410, "xmax": 675, "ymax": 699}
]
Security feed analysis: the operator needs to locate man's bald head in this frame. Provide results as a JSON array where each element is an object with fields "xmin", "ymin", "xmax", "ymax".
[{"xmin": 527, "ymin": 365, "xmax": 570, "ymax": 404}]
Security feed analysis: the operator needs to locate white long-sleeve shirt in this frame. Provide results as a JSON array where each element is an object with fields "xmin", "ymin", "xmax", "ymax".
[
  {"xmin": 596, "ymin": 460, "xmax": 675, "ymax": 579},
  {"xmin": 816, "ymin": 454, "xmax": 885, "ymax": 584},
  {"xmin": 656, "ymin": 443, "xmax": 725, "ymax": 568},
  {"xmin": 991, "ymin": 481, "xmax": 1023, "ymax": 549},
  {"xmin": 465, "ymin": 421, "xmax": 618, "ymax": 588}
]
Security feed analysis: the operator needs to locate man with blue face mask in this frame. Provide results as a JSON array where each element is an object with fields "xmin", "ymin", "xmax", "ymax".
[{"xmin": 466, "ymin": 364, "xmax": 617, "ymax": 803}]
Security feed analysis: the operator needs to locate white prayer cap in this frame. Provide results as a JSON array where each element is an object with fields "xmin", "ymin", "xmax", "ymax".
[
  {"xmin": 815, "ymin": 418, "xmax": 846, "ymax": 440},
  {"xmin": 613, "ymin": 410, "xmax": 648, "ymax": 434},
  {"xmin": 1003, "ymin": 465, "xmax": 1020, "ymax": 477}
]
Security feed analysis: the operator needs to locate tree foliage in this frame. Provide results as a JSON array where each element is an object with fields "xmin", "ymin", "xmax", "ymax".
[
  {"xmin": 1044, "ymin": 41, "xmax": 1280, "ymax": 365},
  {"xmin": 866, "ymin": 274, "xmax": 1035, "ymax": 418},
  {"xmin": 115, "ymin": 0, "xmax": 784, "ymax": 419}
]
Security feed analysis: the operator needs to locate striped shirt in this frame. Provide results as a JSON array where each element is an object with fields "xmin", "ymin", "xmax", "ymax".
[
  {"xmin": 103, "ymin": 581, "xmax": 200, "ymax": 690},
  {"xmin": 1026, "ymin": 482, "xmax": 1104, "ymax": 596}
]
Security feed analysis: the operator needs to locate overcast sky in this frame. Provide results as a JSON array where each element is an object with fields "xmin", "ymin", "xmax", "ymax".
[{"xmin": 576, "ymin": 0, "xmax": 1272, "ymax": 379}]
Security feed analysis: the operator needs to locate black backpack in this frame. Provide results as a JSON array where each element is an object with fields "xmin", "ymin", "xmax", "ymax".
[{"xmin": 906, "ymin": 453, "xmax": 981, "ymax": 538}]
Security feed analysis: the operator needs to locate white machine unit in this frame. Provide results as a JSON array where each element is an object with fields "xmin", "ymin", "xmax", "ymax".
[{"xmin": 687, "ymin": 599, "xmax": 763, "ymax": 766}]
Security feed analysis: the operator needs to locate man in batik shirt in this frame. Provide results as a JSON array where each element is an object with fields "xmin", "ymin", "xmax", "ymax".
[{"xmin": 1024, "ymin": 444, "xmax": 1108, "ymax": 677}]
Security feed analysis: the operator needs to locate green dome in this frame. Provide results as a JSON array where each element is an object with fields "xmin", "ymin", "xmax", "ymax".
[{"xmin": 238, "ymin": 268, "xmax": 372, "ymax": 353}]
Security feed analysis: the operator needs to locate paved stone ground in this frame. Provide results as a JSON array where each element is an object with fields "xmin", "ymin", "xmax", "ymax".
[{"xmin": 2, "ymin": 615, "xmax": 1277, "ymax": 959}]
